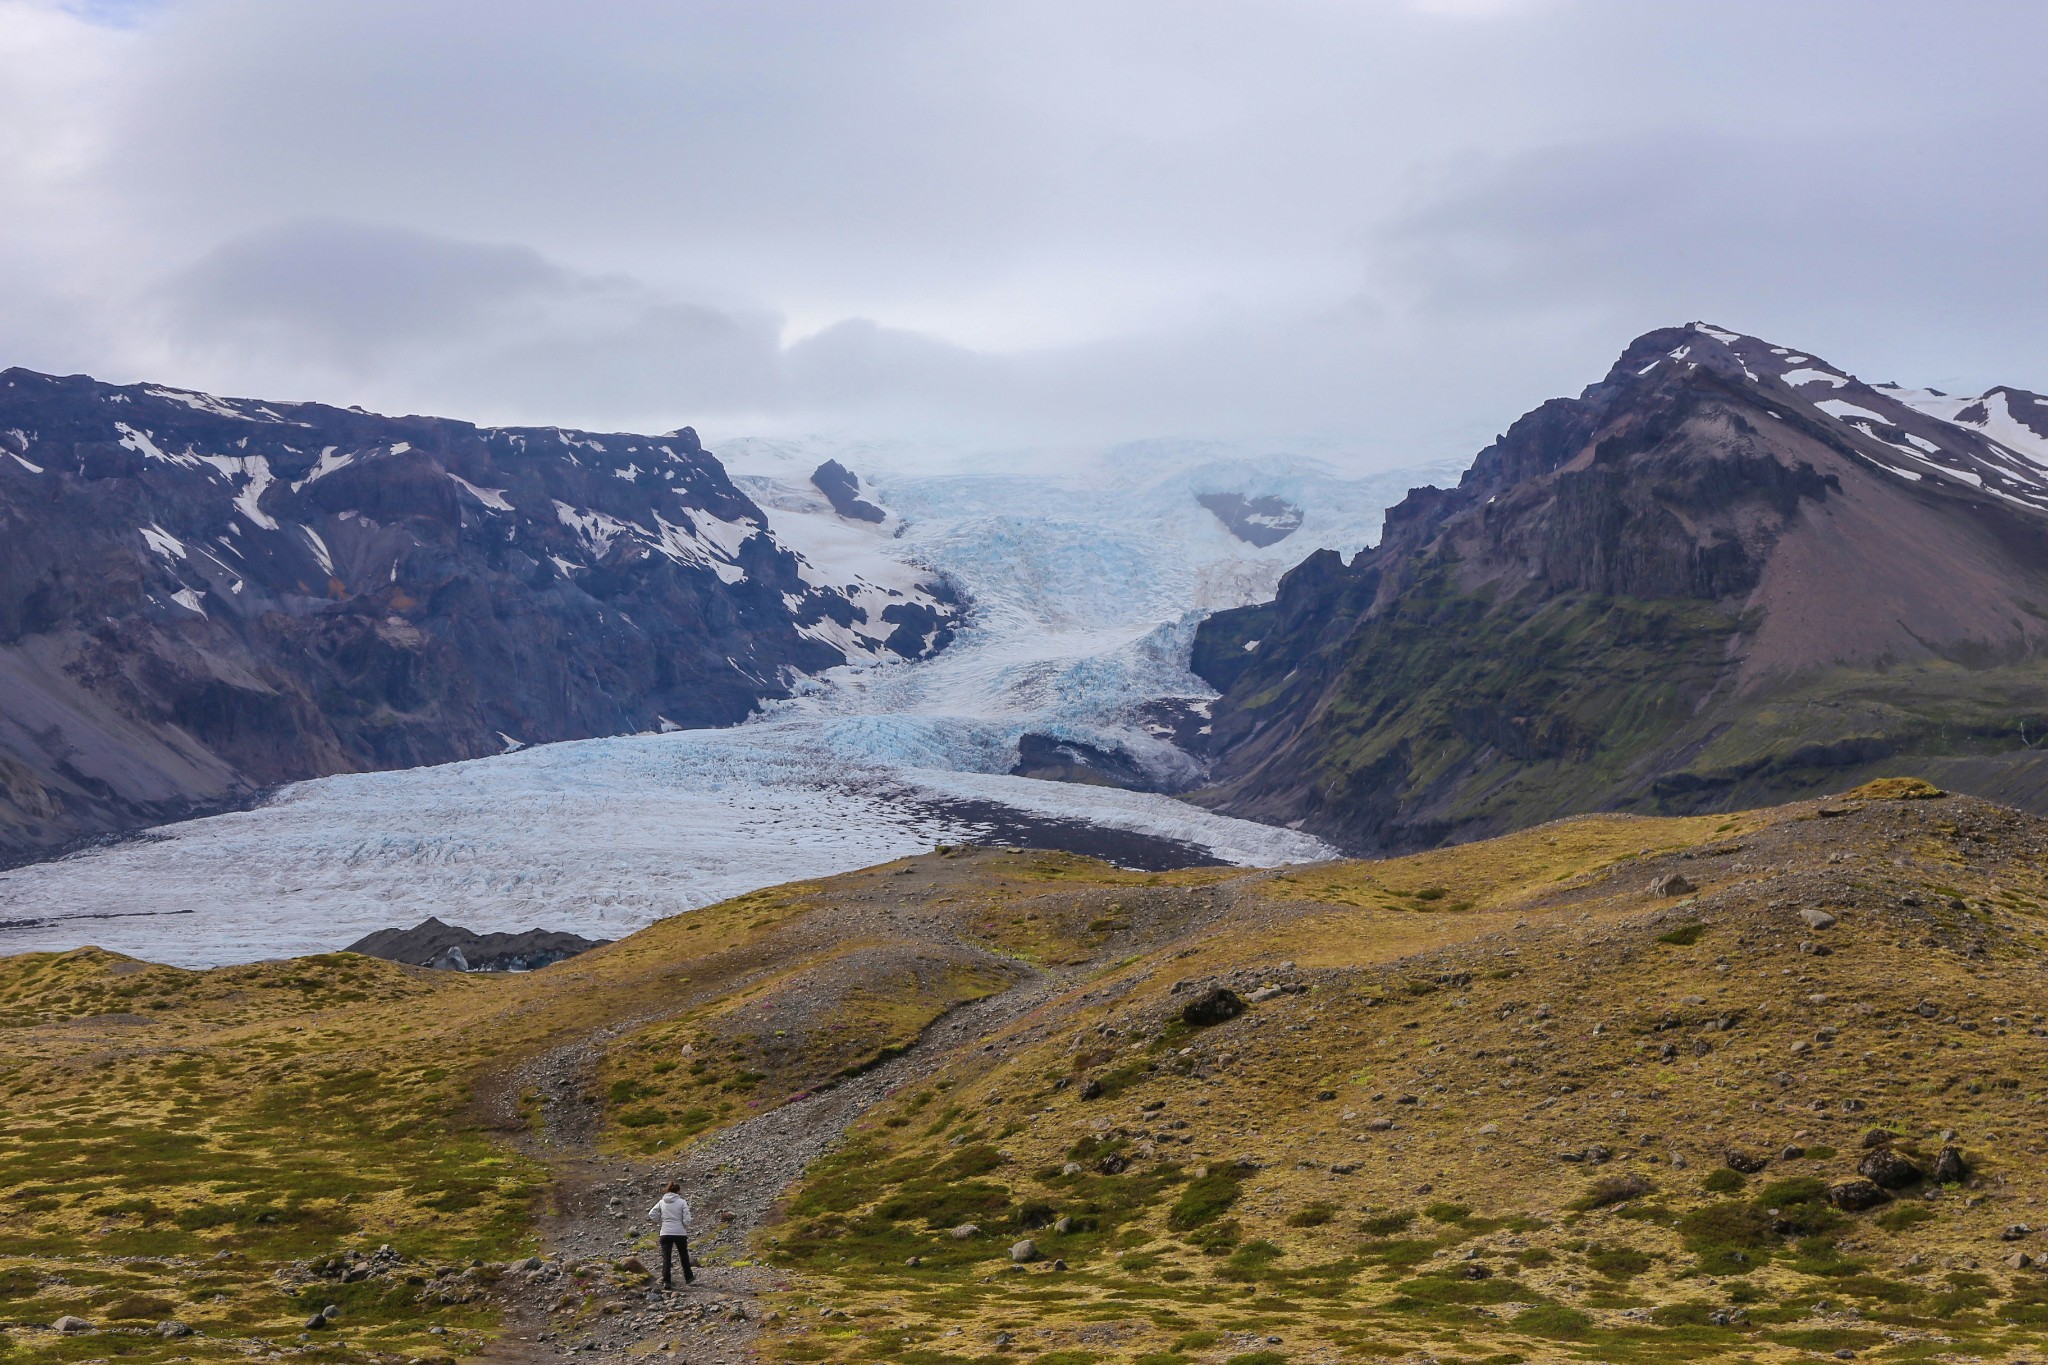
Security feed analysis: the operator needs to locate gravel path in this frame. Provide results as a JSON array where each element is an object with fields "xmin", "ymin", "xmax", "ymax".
[{"xmin": 474, "ymin": 967, "xmax": 1071, "ymax": 1362}]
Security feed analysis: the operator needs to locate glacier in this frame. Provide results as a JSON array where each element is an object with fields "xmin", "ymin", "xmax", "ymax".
[{"xmin": 0, "ymin": 437, "xmax": 1454, "ymax": 967}]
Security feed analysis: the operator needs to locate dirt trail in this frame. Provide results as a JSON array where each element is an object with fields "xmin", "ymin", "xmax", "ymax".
[{"xmin": 475, "ymin": 967, "xmax": 1073, "ymax": 1362}]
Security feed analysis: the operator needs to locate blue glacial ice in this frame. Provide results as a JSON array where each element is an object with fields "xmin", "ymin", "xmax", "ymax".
[{"xmin": 0, "ymin": 437, "xmax": 1458, "ymax": 966}]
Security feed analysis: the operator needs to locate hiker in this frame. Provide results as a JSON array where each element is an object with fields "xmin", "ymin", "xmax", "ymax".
[{"xmin": 646, "ymin": 1180, "xmax": 695, "ymax": 1288}]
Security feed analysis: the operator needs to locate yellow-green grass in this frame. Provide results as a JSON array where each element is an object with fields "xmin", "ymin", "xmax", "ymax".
[
  {"xmin": 7, "ymin": 782, "xmax": 2048, "ymax": 1365},
  {"xmin": 0, "ymin": 846, "xmax": 1200, "ymax": 1358},
  {"xmin": 753, "ymin": 790, "xmax": 2048, "ymax": 1364}
]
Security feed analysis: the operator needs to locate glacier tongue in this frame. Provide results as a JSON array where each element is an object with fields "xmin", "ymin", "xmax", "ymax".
[{"xmin": 0, "ymin": 438, "xmax": 1452, "ymax": 967}]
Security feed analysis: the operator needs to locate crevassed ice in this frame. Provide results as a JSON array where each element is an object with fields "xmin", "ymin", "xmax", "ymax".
[{"xmin": 0, "ymin": 436, "xmax": 1453, "ymax": 967}]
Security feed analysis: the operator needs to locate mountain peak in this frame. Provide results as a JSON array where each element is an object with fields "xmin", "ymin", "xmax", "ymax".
[{"xmin": 1191, "ymin": 324, "xmax": 2048, "ymax": 854}]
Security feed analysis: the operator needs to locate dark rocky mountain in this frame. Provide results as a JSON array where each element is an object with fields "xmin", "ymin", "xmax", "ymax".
[
  {"xmin": 1196, "ymin": 491, "xmax": 1303, "ymax": 547},
  {"xmin": 344, "ymin": 916, "xmax": 608, "ymax": 971},
  {"xmin": 1008, "ymin": 731, "xmax": 1155, "ymax": 789},
  {"xmin": 1191, "ymin": 322, "xmax": 2048, "ymax": 852},
  {"xmin": 0, "ymin": 368, "xmax": 958, "ymax": 861},
  {"xmin": 810, "ymin": 459, "xmax": 887, "ymax": 523}
]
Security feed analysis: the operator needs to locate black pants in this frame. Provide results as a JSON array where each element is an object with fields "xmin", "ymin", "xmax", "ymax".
[{"xmin": 659, "ymin": 1234, "xmax": 694, "ymax": 1285}]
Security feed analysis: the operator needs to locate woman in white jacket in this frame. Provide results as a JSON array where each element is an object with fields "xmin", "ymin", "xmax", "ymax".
[{"xmin": 646, "ymin": 1181, "xmax": 695, "ymax": 1288}]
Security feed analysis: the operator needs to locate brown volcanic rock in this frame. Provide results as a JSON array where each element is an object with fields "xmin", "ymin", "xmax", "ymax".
[{"xmin": 1191, "ymin": 323, "xmax": 2048, "ymax": 852}]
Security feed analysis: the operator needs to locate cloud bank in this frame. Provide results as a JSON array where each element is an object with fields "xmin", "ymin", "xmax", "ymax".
[{"xmin": 0, "ymin": 0, "xmax": 2043, "ymax": 461}]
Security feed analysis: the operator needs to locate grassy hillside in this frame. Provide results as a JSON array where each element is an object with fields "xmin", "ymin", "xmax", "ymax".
[{"xmin": 7, "ymin": 781, "xmax": 2048, "ymax": 1364}]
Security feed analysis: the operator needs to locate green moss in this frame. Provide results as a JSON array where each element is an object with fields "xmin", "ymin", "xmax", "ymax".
[
  {"xmin": 1676, "ymin": 1200, "xmax": 1775, "ymax": 1275},
  {"xmin": 1286, "ymin": 1202, "xmax": 1336, "ymax": 1228},
  {"xmin": 1875, "ymin": 1203, "xmax": 1934, "ymax": 1232},
  {"xmin": 1512, "ymin": 1304, "xmax": 1593, "ymax": 1338},
  {"xmin": 1167, "ymin": 1174, "xmax": 1242, "ymax": 1231},
  {"xmin": 1585, "ymin": 1245, "xmax": 1652, "ymax": 1279},
  {"xmin": 1220, "ymin": 1240, "xmax": 1283, "ymax": 1282},
  {"xmin": 1700, "ymin": 1168, "xmax": 1745, "ymax": 1194},
  {"xmin": 1390, "ymin": 1273, "xmax": 1522, "ymax": 1307},
  {"xmin": 1358, "ymin": 1209, "xmax": 1414, "ymax": 1236},
  {"xmin": 1215, "ymin": 568, "xmax": 1751, "ymax": 840},
  {"xmin": 874, "ymin": 1181, "xmax": 1012, "ymax": 1229}
]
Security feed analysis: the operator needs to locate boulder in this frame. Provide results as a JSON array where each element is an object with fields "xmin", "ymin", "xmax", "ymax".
[
  {"xmin": 1010, "ymin": 1239, "xmax": 1040, "ymax": 1263},
  {"xmin": 948, "ymin": 1224, "xmax": 980, "ymax": 1240},
  {"xmin": 1725, "ymin": 1150, "xmax": 1768, "ymax": 1174},
  {"xmin": 1798, "ymin": 908, "xmax": 1838, "ymax": 929},
  {"xmin": 1652, "ymin": 873, "xmax": 1696, "ymax": 896},
  {"xmin": 155, "ymin": 1320, "xmax": 193, "ymax": 1338},
  {"xmin": 1827, "ymin": 1178, "xmax": 1889, "ymax": 1212},
  {"xmin": 1180, "ymin": 987, "xmax": 1246, "ymax": 1027},
  {"xmin": 1857, "ymin": 1147, "xmax": 1923, "ymax": 1189},
  {"xmin": 53, "ymin": 1316, "xmax": 93, "ymax": 1334},
  {"xmin": 1931, "ymin": 1145, "xmax": 1967, "ymax": 1183},
  {"xmin": 1078, "ymin": 1079, "xmax": 1104, "ymax": 1101}
]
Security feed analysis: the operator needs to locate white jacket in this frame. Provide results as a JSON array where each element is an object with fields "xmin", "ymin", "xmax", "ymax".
[{"xmin": 648, "ymin": 1192, "xmax": 693, "ymax": 1236}]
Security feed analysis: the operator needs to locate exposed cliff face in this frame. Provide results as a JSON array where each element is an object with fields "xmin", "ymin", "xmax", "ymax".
[
  {"xmin": 0, "ymin": 368, "xmax": 958, "ymax": 860},
  {"xmin": 1191, "ymin": 323, "xmax": 2048, "ymax": 851}
]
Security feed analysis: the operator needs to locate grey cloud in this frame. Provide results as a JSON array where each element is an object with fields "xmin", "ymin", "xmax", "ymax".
[
  {"xmin": 149, "ymin": 220, "xmax": 787, "ymax": 426},
  {"xmin": 1374, "ymin": 123, "xmax": 2048, "ymax": 393},
  {"xmin": 168, "ymin": 220, "xmax": 578, "ymax": 359},
  {"xmin": 3, "ymin": 0, "xmax": 2046, "ymax": 458}
]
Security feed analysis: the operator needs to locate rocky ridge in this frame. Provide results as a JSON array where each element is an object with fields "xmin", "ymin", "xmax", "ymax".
[
  {"xmin": 0, "ymin": 368, "xmax": 959, "ymax": 860},
  {"xmin": 1192, "ymin": 323, "xmax": 2048, "ymax": 852},
  {"xmin": 344, "ymin": 918, "xmax": 611, "ymax": 973}
]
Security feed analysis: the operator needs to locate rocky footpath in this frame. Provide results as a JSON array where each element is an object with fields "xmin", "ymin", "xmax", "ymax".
[{"xmin": 469, "ymin": 965, "xmax": 1075, "ymax": 1362}]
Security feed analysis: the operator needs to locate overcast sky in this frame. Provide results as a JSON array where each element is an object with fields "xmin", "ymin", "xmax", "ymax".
[{"xmin": 2, "ymin": 0, "xmax": 2043, "ymax": 464}]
